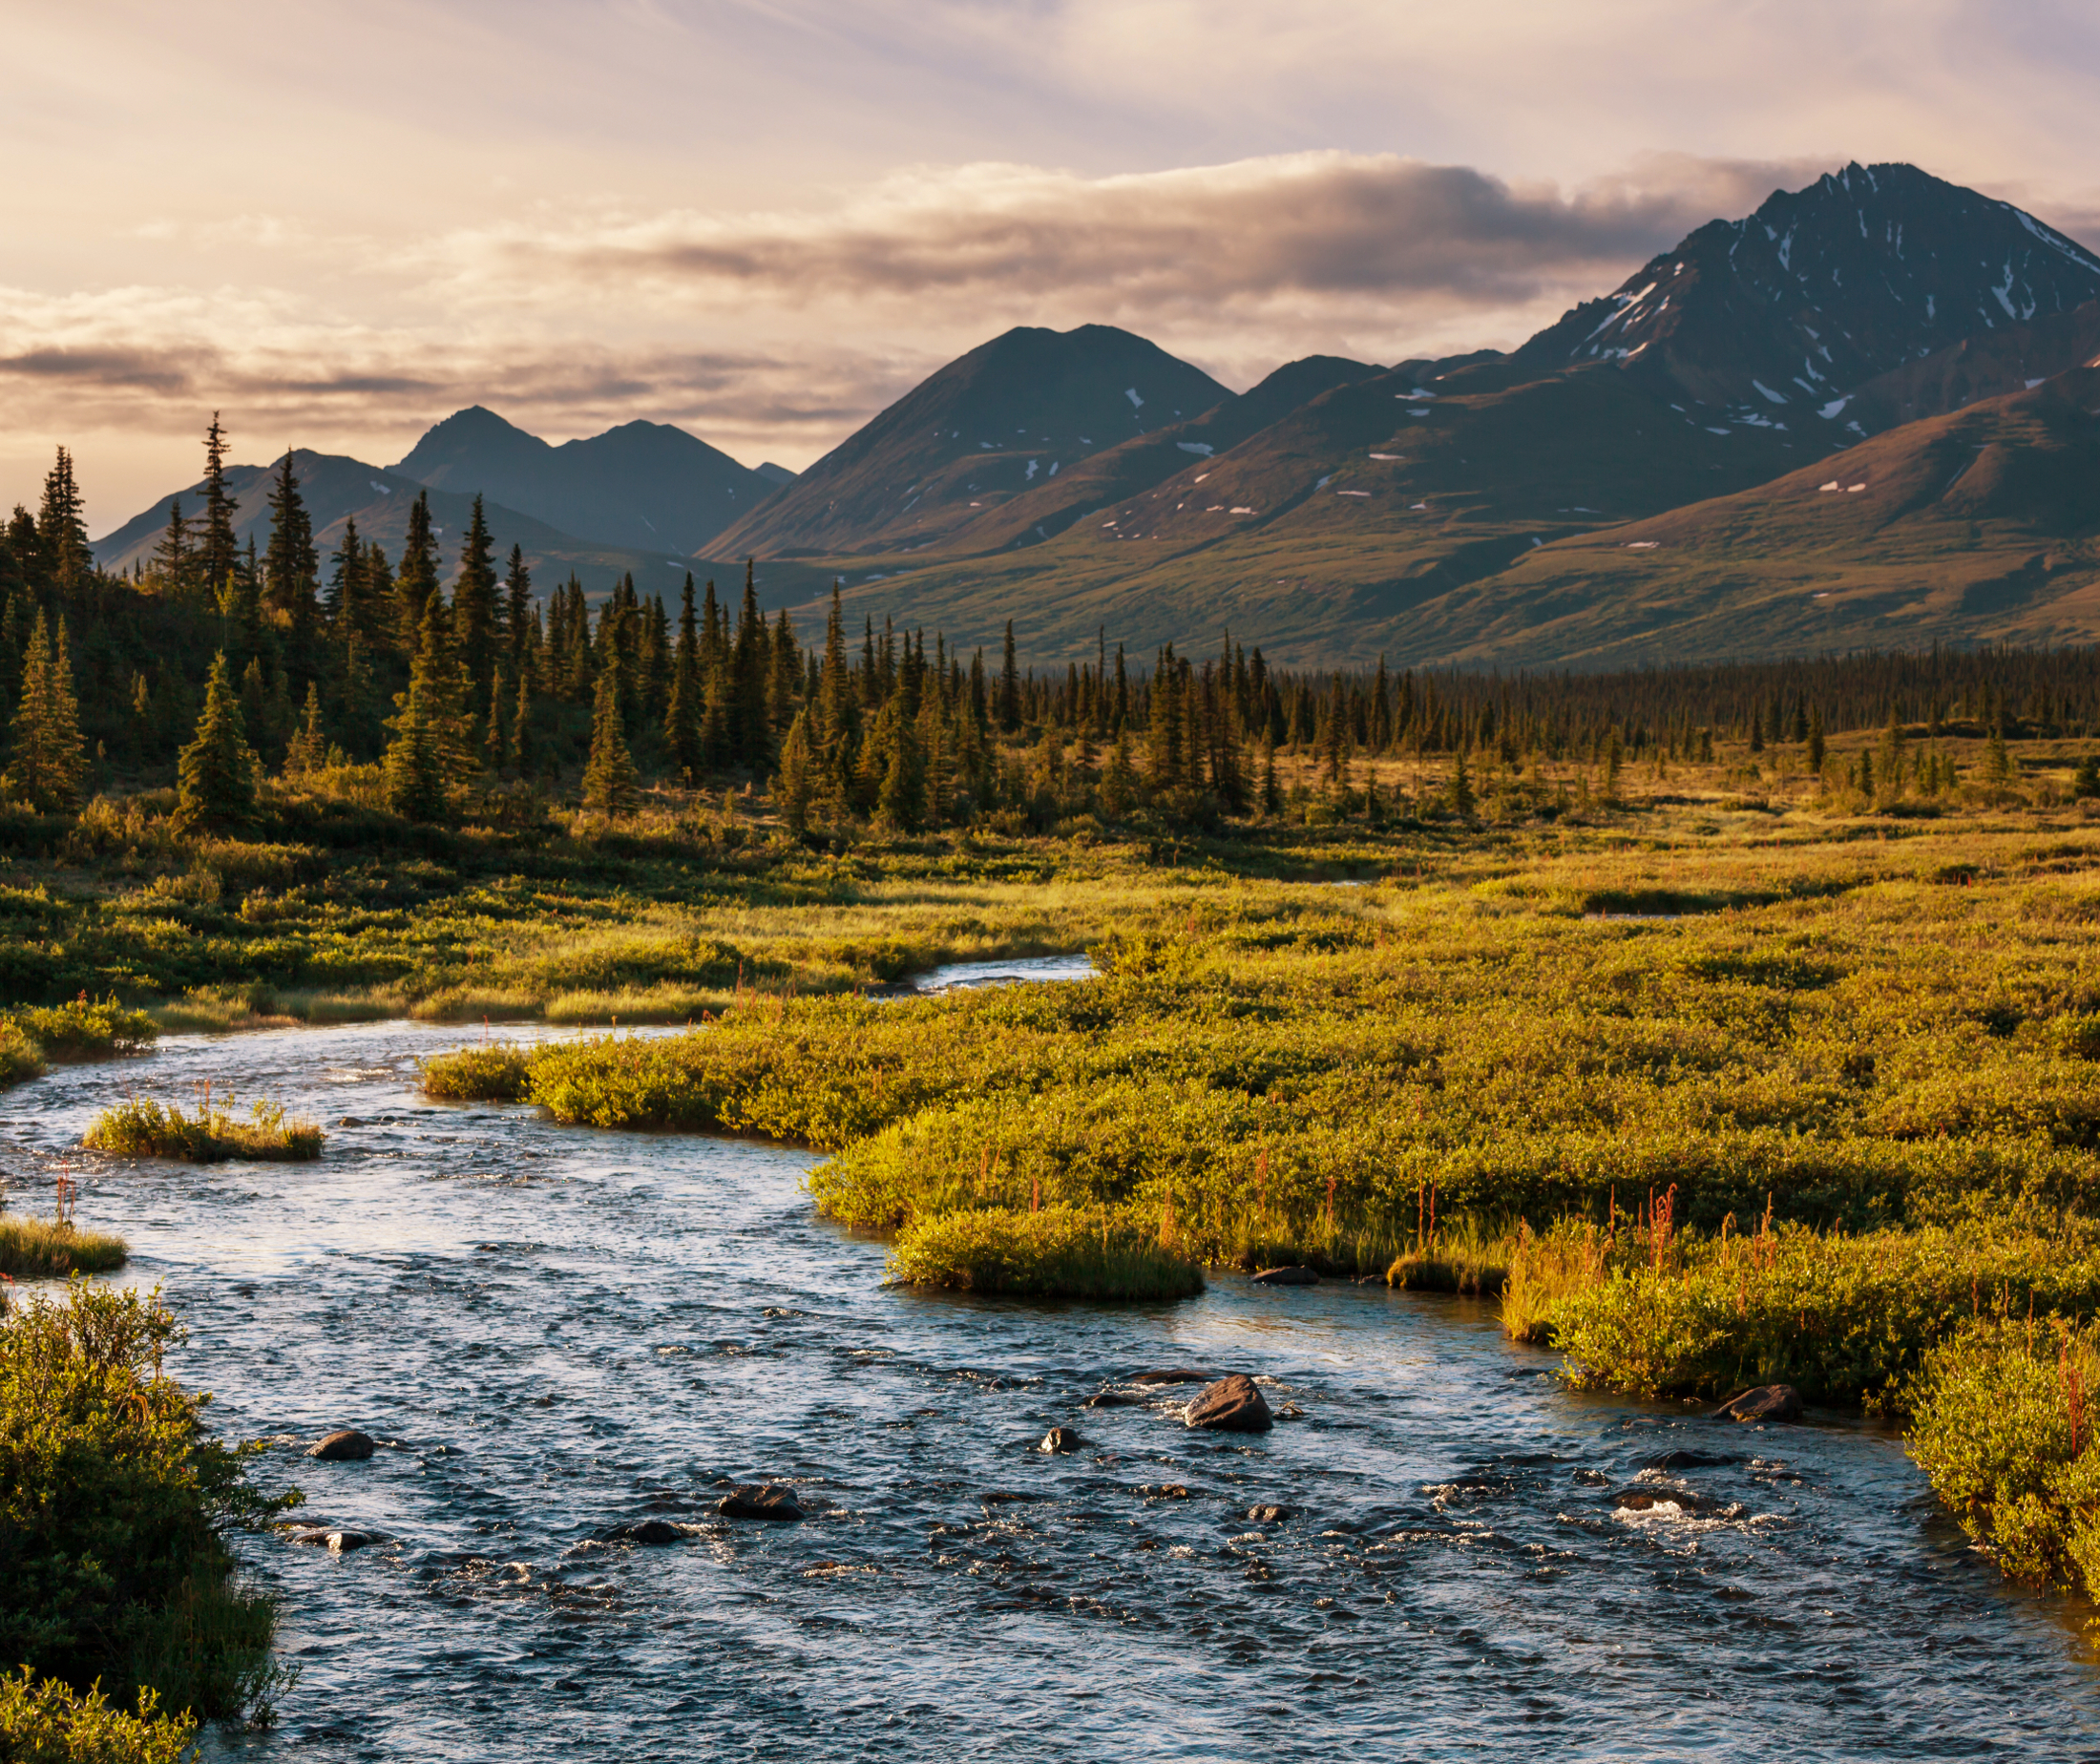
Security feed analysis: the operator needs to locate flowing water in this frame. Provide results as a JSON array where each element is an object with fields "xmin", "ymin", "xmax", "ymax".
[{"xmin": 3, "ymin": 1003, "xmax": 2098, "ymax": 1759}]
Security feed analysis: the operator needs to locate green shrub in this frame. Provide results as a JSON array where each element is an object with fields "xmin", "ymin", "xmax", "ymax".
[
  {"xmin": 889, "ymin": 1206, "xmax": 1204, "ymax": 1300},
  {"xmin": 2, "ymin": 998, "xmax": 158, "ymax": 1060},
  {"xmin": 0, "ymin": 1018, "xmax": 44, "ymax": 1087},
  {"xmin": 419, "ymin": 1042, "xmax": 532, "ymax": 1102},
  {"xmin": 0, "ymin": 1284, "xmax": 296, "ymax": 1723},
  {"xmin": 0, "ymin": 1668, "xmax": 197, "ymax": 1764},
  {"xmin": 82, "ymin": 1097, "xmax": 324, "ymax": 1164},
  {"xmin": 1907, "ymin": 1319, "xmax": 2100, "ymax": 1597},
  {"xmin": 0, "ymin": 1217, "xmax": 128, "ymax": 1278}
]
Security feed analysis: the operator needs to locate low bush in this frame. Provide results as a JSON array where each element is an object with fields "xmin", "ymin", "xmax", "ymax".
[
  {"xmin": 1529, "ymin": 1217, "xmax": 2100, "ymax": 1407},
  {"xmin": 0, "ymin": 1019, "xmax": 44, "ymax": 1087},
  {"xmin": 2, "ymin": 997, "xmax": 158, "ymax": 1060},
  {"xmin": 0, "ymin": 1283, "xmax": 297, "ymax": 1724},
  {"xmin": 888, "ymin": 1205, "xmax": 1205, "ymax": 1301},
  {"xmin": 419, "ymin": 1043, "xmax": 532, "ymax": 1102},
  {"xmin": 0, "ymin": 1668, "xmax": 196, "ymax": 1764},
  {"xmin": 0, "ymin": 1216, "xmax": 129, "ymax": 1278},
  {"xmin": 83, "ymin": 1096, "xmax": 324, "ymax": 1164}
]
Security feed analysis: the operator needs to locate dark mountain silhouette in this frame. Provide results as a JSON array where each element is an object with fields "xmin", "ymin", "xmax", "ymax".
[
  {"xmin": 392, "ymin": 407, "xmax": 777, "ymax": 554},
  {"xmin": 703, "ymin": 325, "xmax": 1233, "ymax": 559},
  {"xmin": 93, "ymin": 451, "xmax": 707, "ymax": 599}
]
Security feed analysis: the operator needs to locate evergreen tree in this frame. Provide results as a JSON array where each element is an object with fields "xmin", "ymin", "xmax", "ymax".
[
  {"xmin": 2074, "ymin": 751, "xmax": 2100, "ymax": 799},
  {"xmin": 776, "ymin": 708, "xmax": 815, "ymax": 835},
  {"xmin": 1446, "ymin": 749, "xmax": 1475, "ymax": 817},
  {"xmin": 582, "ymin": 651, "xmax": 638, "ymax": 814},
  {"xmin": 395, "ymin": 491, "xmax": 440, "ymax": 648},
  {"xmin": 1807, "ymin": 706, "xmax": 1827, "ymax": 774},
  {"xmin": 1260, "ymin": 734, "xmax": 1281, "ymax": 815},
  {"xmin": 198, "ymin": 413, "xmax": 241, "ymax": 599},
  {"xmin": 284, "ymin": 682, "xmax": 328, "ymax": 774},
  {"xmin": 665, "ymin": 574, "xmax": 703, "ymax": 784},
  {"xmin": 730, "ymin": 561, "xmax": 770, "ymax": 771},
  {"xmin": 1100, "ymin": 727, "xmax": 1137, "ymax": 819},
  {"xmin": 262, "ymin": 451, "xmax": 318, "ymax": 628},
  {"xmin": 3, "ymin": 611, "xmax": 86, "ymax": 811},
  {"xmin": 504, "ymin": 544, "xmax": 532, "ymax": 675},
  {"xmin": 452, "ymin": 495, "xmax": 499, "ymax": 696},
  {"xmin": 381, "ymin": 674, "xmax": 447, "ymax": 821},
  {"xmin": 152, "ymin": 496, "xmax": 193, "ymax": 595},
  {"xmin": 512, "ymin": 669, "xmax": 535, "ymax": 780},
  {"xmin": 998, "ymin": 620, "xmax": 1020, "ymax": 731},
  {"xmin": 175, "ymin": 652, "xmax": 256, "ymax": 830},
  {"xmin": 37, "ymin": 448, "xmax": 93, "ymax": 599}
]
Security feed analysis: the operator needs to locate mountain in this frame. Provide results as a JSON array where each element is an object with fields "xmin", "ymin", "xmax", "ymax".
[
  {"xmin": 1515, "ymin": 161, "xmax": 2100, "ymax": 436},
  {"xmin": 391, "ymin": 407, "xmax": 777, "ymax": 554},
  {"xmin": 748, "ymin": 162, "xmax": 2100, "ymax": 666},
  {"xmin": 703, "ymin": 325, "xmax": 1234, "ymax": 559},
  {"xmin": 1427, "ymin": 361, "xmax": 2100, "ymax": 666},
  {"xmin": 93, "ymin": 450, "xmax": 713, "ymax": 599}
]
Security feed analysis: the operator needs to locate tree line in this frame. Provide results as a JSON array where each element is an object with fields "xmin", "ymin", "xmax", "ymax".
[{"xmin": 3, "ymin": 420, "xmax": 2098, "ymax": 833}]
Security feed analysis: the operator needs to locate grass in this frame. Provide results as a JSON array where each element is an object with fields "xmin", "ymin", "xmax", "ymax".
[
  {"xmin": 888, "ymin": 1205, "xmax": 1206, "ymax": 1300},
  {"xmin": 0, "ymin": 1216, "xmax": 129, "ymax": 1279},
  {"xmin": 82, "ymin": 1094, "xmax": 325, "ymax": 1164},
  {"xmin": 419, "ymin": 1042, "xmax": 533, "ymax": 1102}
]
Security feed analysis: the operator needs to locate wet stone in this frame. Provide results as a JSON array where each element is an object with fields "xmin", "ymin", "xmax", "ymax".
[
  {"xmin": 1185, "ymin": 1374, "xmax": 1273, "ymax": 1434},
  {"xmin": 291, "ymin": 1526, "xmax": 384, "ymax": 1553},
  {"xmin": 718, "ymin": 1483, "xmax": 806, "ymax": 1522},
  {"xmin": 1610, "ymin": 1483, "xmax": 1739, "ymax": 1519},
  {"xmin": 1247, "ymin": 1504, "xmax": 1294, "ymax": 1522},
  {"xmin": 1040, "ymin": 1426, "xmax": 1084, "ymax": 1454},
  {"xmin": 1130, "ymin": 1368, "xmax": 1215, "ymax": 1386},
  {"xmin": 1251, "ymin": 1266, "xmax": 1320, "ymax": 1287},
  {"xmin": 1137, "ymin": 1483, "xmax": 1190, "ymax": 1499},
  {"xmin": 1645, "ymin": 1448, "xmax": 1737, "ymax": 1471},
  {"xmin": 307, "ymin": 1429, "xmax": 376, "ymax": 1461},
  {"xmin": 1714, "ymin": 1385, "xmax": 1803, "ymax": 1423},
  {"xmin": 607, "ymin": 1520, "xmax": 685, "ymax": 1545},
  {"xmin": 1084, "ymin": 1392, "xmax": 1143, "ymax": 1408}
]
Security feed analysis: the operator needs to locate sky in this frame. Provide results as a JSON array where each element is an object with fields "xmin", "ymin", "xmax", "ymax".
[{"xmin": 6, "ymin": 0, "xmax": 2100, "ymax": 536}]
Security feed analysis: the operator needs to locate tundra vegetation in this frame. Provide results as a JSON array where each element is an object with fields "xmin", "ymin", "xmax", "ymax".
[
  {"xmin": 11, "ymin": 428, "xmax": 2100, "ymax": 1658},
  {"xmin": 82, "ymin": 1092, "xmax": 325, "ymax": 1163}
]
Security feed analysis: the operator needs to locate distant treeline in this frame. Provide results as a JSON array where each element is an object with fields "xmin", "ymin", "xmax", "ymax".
[{"xmin": 1, "ymin": 423, "xmax": 2094, "ymax": 831}]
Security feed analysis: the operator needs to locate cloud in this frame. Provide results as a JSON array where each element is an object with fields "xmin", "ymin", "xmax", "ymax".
[{"xmin": 444, "ymin": 151, "xmax": 1834, "ymax": 316}]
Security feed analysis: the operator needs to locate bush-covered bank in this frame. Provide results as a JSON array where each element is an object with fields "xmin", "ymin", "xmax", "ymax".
[
  {"xmin": 425, "ymin": 818, "xmax": 2100, "ymax": 1293},
  {"xmin": 1507, "ymin": 1217, "xmax": 2100, "ymax": 1407},
  {"xmin": 888, "ymin": 1206, "xmax": 1205, "ymax": 1300},
  {"xmin": 1907, "ymin": 1320, "xmax": 2100, "ymax": 1606},
  {"xmin": 0, "ymin": 1283, "xmax": 296, "ymax": 1728},
  {"xmin": 83, "ymin": 1095, "xmax": 324, "ymax": 1163},
  {"xmin": 0, "ymin": 997, "xmax": 158, "ymax": 1090},
  {"xmin": 0, "ymin": 1215, "xmax": 129, "ymax": 1278}
]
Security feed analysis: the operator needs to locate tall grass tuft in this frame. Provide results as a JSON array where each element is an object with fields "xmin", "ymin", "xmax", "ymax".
[
  {"xmin": 83, "ymin": 1093, "xmax": 324, "ymax": 1164},
  {"xmin": 889, "ymin": 1205, "xmax": 1206, "ymax": 1301},
  {"xmin": 0, "ymin": 1216, "xmax": 128, "ymax": 1278}
]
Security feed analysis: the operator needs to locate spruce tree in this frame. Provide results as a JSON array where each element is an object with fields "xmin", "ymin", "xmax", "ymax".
[
  {"xmin": 1101, "ymin": 727, "xmax": 1137, "ymax": 819},
  {"xmin": 381, "ymin": 676, "xmax": 447, "ymax": 821},
  {"xmin": 776, "ymin": 708, "xmax": 815, "ymax": 835},
  {"xmin": 36, "ymin": 448, "xmax": 93, "ymax": 599},
  {"xmin": 998, "ymin": 620, "xmax": 1020, "ymax": 731},
  {"xmin": 452, "ymin": 495, "xmax": 498, "ymax": 695},
  {"xmin": 1446, "ymin": 749, "xmax": 1475, "ymax": 818},
  {"xmin": 153, "ymin": 496, "xmax": 192, "ymax": 594},
  {"xmin": 504, "ymin": 545, "xmax": 533, "ymax": 677},
  {"xmin": 395, "ymin": 491, "xmax": 440, "ymax": 649},
  {"xmin": 730, "ymin": 561, "xmax": 769, "ymax": 772},
  {"xmin": 4, "ymin": 611, "xmax": 86, "ymax": 812},
  {"xmin": 512, "ymin": 669, "xmax": 536, "ymax": 780},
  {"xmin": 582, "ymin": 653, "xmax": 638, "ymax": 815},
  {"xmin": 262, "ymin": 451, "xmax": 318, "ymax": 627},
  {"xmin": 175, "ymin": 652, "xmax": 256, "ymax": 830},
  {"xmin": 198, "ymin": 414, "xmax": 241, "ymax": 599},
  {"xmin": 284, "ymin": 682, "xmax": 328, "ymax": 774},
  {"xmin": 665, "ymin": 574, "xmax": 703, "ymax": 784}
]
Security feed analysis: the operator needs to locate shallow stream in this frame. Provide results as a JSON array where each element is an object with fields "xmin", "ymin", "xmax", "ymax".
[{"xmin": 3, "ymin": 1007, "xmax": 2096, "ymax": 1759}]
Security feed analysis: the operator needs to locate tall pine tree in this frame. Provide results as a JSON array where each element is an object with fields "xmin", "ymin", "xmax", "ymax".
[
  {"xmin": 4, "ymin": 611, "xmax": 86, "ymax": 812},
  {"xmin": 175, "ymin": 652, "xmax": 257, "ymax": 831}
]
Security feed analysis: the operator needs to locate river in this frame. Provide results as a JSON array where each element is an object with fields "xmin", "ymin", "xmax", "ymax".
[{"xmin": 2, "ymin": 1008, "xmax": 2096, "ymax": 1760}]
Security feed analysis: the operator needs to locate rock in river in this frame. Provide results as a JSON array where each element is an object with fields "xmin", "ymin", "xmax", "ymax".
[
  {"xmin": 1714, "ymin": 1385, "xmax": 1802, "ymax": 1423},
  {"xmin": 1252, "ymin": 1266, "xmax": 1319, "ymax": 1287},
  {"xmin": 608, "ymin": 1520, "xmax": 685, "ymax": 1545},
  {"xmin": 1185, "ymin": 1374, "xmax": 1273, "ymax": 1434},
  {"xmin": 719, "ymin": 1483, "xmax": 806, "ymax": 1522},
  {"xmin": 307, "ymin": 1429, "xmax": 376, "ymax": 1461},
  {"xmin": 1130, "ymin": 1368, "xmax": 1214, "ymax": 1386},
  {"xmin": 290, "ymin": 1526, "xmax": 384, "ymax": 1553},
  {"xmin": 1039, "ymin": 1427, "xmax": 1084, "ymax": 1454}
]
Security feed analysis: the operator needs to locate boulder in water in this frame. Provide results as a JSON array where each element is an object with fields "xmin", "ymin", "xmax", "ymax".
[
  {"xmin": 719, "ymin": 1484, "xmax": 806, "ymax": 1522},
  {"xmin": 1610, "ymin": 1483, "xmax": 1740, "ymax": 1519},
  {"xmin": 1130, "ymin": 1368, "xmax": 1214, "ymax": 1386},
  {"xmin": 1039, "ymin": 1426, "xmax": 1084, "ymax": 1454},
  {"xmin": 1246, "ymin": 1503, "xmax": 1294, "ymax": 1522},
  {"xmin": 1185, "ymin": 1374, "xmax": 1273, "ymax": 1434},
  {"xmin": 1252, "ymin": 1267, "xmax": 1319, "ymax": 1287},
  {"xmin": 307, "ymin": 1429, "xmax": 375, "ymax": 1461},
  {"xmin": 289, "ymin": 1525, "xmax": 383, "ymax": 1553},
  {"xmin": 1714, "ymin": 1385, "xmax": 1802, "ymax": 1423},
  {"xmin": 1645, "ymin": 1447, "xmax": 1736, "ymax": 1471},
  {"xmin": 608, "ymin": 1519, "xmax": 685, "ymax": 1544},
  {"xmin": 1084, "ymin": 1391, "xmax": 1142, "ymax": 1408}
]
